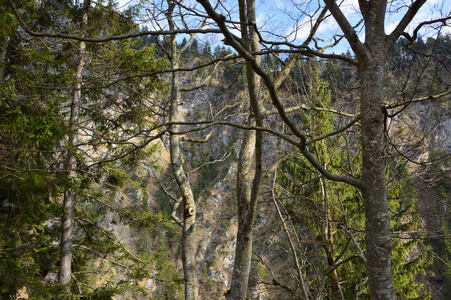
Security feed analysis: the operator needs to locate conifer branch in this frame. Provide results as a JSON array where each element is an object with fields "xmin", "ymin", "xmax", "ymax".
[{"xmin": 6, "ymin": 0, "xmax": 221, "ymax": 43}]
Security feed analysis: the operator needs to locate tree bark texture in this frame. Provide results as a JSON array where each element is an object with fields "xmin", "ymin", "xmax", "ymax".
[
  {"xmin": 323, "ymin": 0, "xmax": 427, "ymax": 298},
  {"xmin": 167, "ymin": 1, "xmax": 198, "ymax": 299},
  {"xmin": 59, "ymin": 1, "xmax": 88, "ymax": 285},
  {"xmin": 169, "ymin": 130, "xmax": 198, "ymax": 300},
  {"xmin": 227, "ymin": 0, "xmax": 263, "ymax": 299},
  {"xmin": 361, "ymin": 57, "xmax": 394, "ymax": 300},
  {"xmin": 0, "ymin": 36, "xmax": 7, "ymax": 83},
  {"xmin": 59, "ymin": 189, "xmax": 75, "ymax": 285},
  {"xmin": 229, "ymin": 129, "xmax": 257, "ymax": 299},
  {"xmin": 359, "ymin": 3, "xmax": 395, "ymax": 299}
]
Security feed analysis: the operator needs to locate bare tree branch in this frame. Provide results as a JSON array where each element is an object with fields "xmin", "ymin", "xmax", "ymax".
[
  {"xmin": 386, "ymin": 89, "xmax": 451, "ymax": 112},
  {"xmin": 388, "ymin": 0, "xmax": 436, "ymax": 45},
  {"xmin": 322, "ymin": 0, "xmax": 366, "ymax": 58}
]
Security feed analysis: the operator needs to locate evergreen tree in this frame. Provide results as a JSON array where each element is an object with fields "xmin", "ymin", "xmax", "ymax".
[
  {"xmin": 275, "ymin": 62, "xmax": 431, "ymax": 299},
  {"xmin": 1, "ymin": 1, "xmax": 72, "ymax": 296},
  {"xmin": 1, "ymin": 0, "xmax": 166, "ymax": 297}
]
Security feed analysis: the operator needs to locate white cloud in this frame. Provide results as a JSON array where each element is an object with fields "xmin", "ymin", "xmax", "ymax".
[{"xmin": 115, "ymin": 0, "xmax": 137, "ymax": 10}]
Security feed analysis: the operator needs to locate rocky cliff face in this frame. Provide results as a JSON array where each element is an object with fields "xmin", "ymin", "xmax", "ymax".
[
  {"xmin": 390, "ymin": 98, "xmax": 451, "ymax": 299},
  {"xmin": 390, "ymin": 100, "xmax": 451, "ymax": 162},
  {"xmin": 98, "ymin": 68, "xmax": 451, "ymax": 299},
  {"xmin": 92, "ymin": 82, "xmax": 245, "ymax": 299}
]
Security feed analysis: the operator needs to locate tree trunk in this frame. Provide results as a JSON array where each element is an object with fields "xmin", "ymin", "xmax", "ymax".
[
  {"xmin": 59, "ymin": 189, "xmax": 75, "ymax": 285},
  {"xmin": 359, "ymin": 4, "xmax": 395, "ymax": 297},
  {"xmin": 0, "ymin": 36, "xmax": 7, "ymax": 83},
  {"xmin": 59, "ymin": 1, "xmax": 88, "ymax": 286},
  {"xmin": 320, "ymin": 178, "xmax": 344, "ymax": 300},
  {"xmin": 227, "ymin": 0, "xmax": 263, "ymax": 299},
  {"xmin": 198, "ymin": 0, "xmax": 426, "ymax": 298},
  {"xmin": 166, "ymin": 1, "xmax": 198, "ymax": 299},
  {"xmin": 169, "ymin": 126, "xmax": 198, "ymax": 300},
  {"xmin": 360, "ymin": 57, "xmax": 395, "ymax": 300},
  {"xmin": 169, "ymin": 96, "xmax": 199, "ymax": 300},
  {"xmin": 228, "ymin": 129, "xmax": 258, "ymax": 299},
  {"xmin": 322, "ymin": 0, "xmax": 428, "ymax": 297}
]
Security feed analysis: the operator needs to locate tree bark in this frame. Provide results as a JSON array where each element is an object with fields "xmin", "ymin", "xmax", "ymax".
[
  {"xmin": 320, "ymin": 177, "xmax": 344, "ymax": 300},
  {"xmin": 358, "ymin": 4, "xmax": 395, "ymax": 299},
  {"xmin": 360, "ymin": 56, "xmax": 394, "ymax": 300},
  {"xmin": 196, "ymin": 0, "xmax": 428, "ymax": 298},
  {"xmin": 59, "ymin": 1, "xmax": 89, "ymax": 286},
  {"xmin": 227, "ymin": 1, "xmax": 263, "ymax": 299},
  {"xmin": 0, "ymin": 36, "xmax": 7, "ymax": 83},
  {"xmin": 59, "ymin": 188, "xmax": 75, "ymax": 286},
  {"xmin": 166, "ymin": 1, "xmax": 198, "ymax": 299},
  {"xmin": 322, "ymin": 1, "xmax": 427, "ymax": 298},
  {"xmin": 229, "ymin": 129, "xmax": 257, "ymax": 299}
]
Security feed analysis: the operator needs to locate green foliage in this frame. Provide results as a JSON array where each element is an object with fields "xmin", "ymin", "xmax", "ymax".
[
  {"xmin": 388, "ymin": 162, "xmax": 432, "ymax": 299},
  {"xmin": 274, "ymin": 61, "xmax": 430, "ymax": 299},
  {"xmin": 0, "ymin": 106, "xmax": 65, "ymax": 298},
  {"xmin": 386, "ymin": 34, "xmax": 451, "ymax": 96},
  {"xmin": 131, "ymin": 186, "xmax": 183, "ymax": 299},
  {"xmin": 425, "ymin": 149, "xmax": 451, "ymax": 298},
  {"xmin": 1, "ymin": 1, "xmax": 447, "ymax": 298},
  {"xmin": 0, "ymin": 0, "xmax": 167, "ymax": 298},
  {"xmin": 0, "ymin": 2, "xmax": 76, "ymax": 295}
]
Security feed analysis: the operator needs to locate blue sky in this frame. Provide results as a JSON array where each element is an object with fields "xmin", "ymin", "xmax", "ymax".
[{"xmin": 115, "ymin": 0, "xmax": 450, "ymax": 54}]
